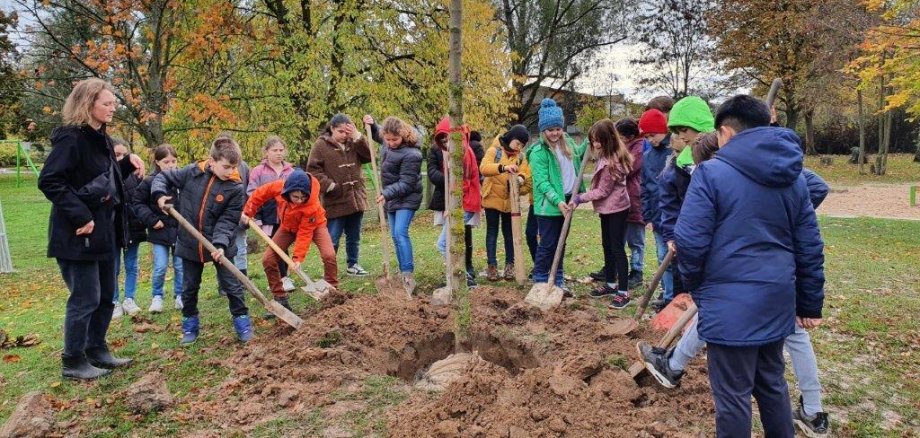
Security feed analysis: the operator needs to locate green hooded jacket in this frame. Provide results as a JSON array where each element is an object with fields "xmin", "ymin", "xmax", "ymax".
[
  {"xmin": 527, "ymin": 134, "xmax": 588, "ymax": 216},
  {"xmin": 668, "ymin": 96, "xmax": 715, "ymax": 168}
]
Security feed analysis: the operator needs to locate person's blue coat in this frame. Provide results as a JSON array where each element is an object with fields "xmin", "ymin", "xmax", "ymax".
[
  {"xmin": 642, "ymin": 135, "xmax": 672, "ymax": 230},
  {"xmin": 674, "ymin": 127, "xmax": 825, "ymax": 347},
  {"xmin": 802, "ymin": 168, "xmax": 829, "ymax": 209}
]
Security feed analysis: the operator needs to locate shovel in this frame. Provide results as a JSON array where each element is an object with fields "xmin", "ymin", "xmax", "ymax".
[
  {"xmin": 525, "ymin": 142, "xmax": 591, "ymax": 311},
  {"xmin": 608, "ymin": 248, "xmax": 676, "ymax": 335},
  {"xmin": 509, "ymin": 173, "xmax": 526, "ymax": 285},
  {"xmin": 629, "ymin": 302, "xmax": 697, "ymax": 380},
  {"xmin": 166, "ymin": 206, "xmax": 303, "ymax": 329},
  {"xmin": 365, "ymin": 124, "xmax": 406, "ymax": 298},
  {"xmin": 247, "ymin": 219, "xmax": 333, "ymax": 300}
]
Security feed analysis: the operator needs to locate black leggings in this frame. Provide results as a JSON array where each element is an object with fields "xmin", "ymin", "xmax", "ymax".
[
  {"xmin": 600, "ymin": 210, "xmax": 629, "ymax": 290},
  {"xmin": 465, "ymin": 224, "xmax": 474, "ymax": 275}
]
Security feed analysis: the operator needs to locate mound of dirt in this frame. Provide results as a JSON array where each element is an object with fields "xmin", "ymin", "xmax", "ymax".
[
  {"xmin": 177, "ymin": 286, "xmax": 716, "ymax": 436},
  {"xmin": 125, "ymin": 372, "xmax": 174, "ymax": 414},
  {"xmin": 0, "ymin": 391, "xmax": 55, "ymax": 438}
]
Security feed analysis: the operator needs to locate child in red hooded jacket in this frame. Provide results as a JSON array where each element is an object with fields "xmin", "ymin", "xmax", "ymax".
[
  {"xmin": 242, "ymin": 169, "xmax": 337, "ymax": 312},
  {"xmin": 434, "ymin": 117, "xmax": 481, "ymax": 288}
]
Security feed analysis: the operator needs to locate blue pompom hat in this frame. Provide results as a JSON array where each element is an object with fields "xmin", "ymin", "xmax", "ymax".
[{"xmin": 538, "ymin": 98, "xmax": 565, "ymax": 132}]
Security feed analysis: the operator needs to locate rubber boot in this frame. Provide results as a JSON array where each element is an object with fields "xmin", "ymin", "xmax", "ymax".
[
  {"xmin": 233, "ymin": 315, "xmax": 253, "ymax": 343},
  {"xmin": 181, "ymin": 315, "xmax": 200, "ymax": 345},
  {"xmin": 85, "ymin": 347, "xmax": 133, "ymax": 369},
  {"xmin": 62, "ymin": 354, "xmax": 111, "ymax": 380}
]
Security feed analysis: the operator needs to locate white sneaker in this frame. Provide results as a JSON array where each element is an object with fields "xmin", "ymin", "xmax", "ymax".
[
  {"xmin": 122, "ymin": 298, "xmax": 141, "ymax": 316},
  {"xmin": 111, "ymin": 302, "xmax": 124, "ymax": 319},
  {"xmin": 282, "ymin": 277, "xmax": 296, "ymax": 292},
  {"xmin": 174, "ymin": 295, "xmax": 183, "ymax": 310},
  {"xmin": 149, "ymin": 296, "xmax": 164, "ymax": 313},
  {"xmin": 346, "ymin": 264, "xmax": 369, "ymax": 276}
]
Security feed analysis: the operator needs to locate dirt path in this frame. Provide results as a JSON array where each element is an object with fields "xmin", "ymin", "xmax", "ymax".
[{"xmin": 818, "ymin": 183, "xmax": 920, "ymax": 221}]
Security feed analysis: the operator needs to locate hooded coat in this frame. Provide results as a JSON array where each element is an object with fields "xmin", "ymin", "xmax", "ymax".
[
  {"xmin": 674, "ymin": 127, "xmax": 825, "ymax": 347},
  {"xmin": 244, "ymin": 170, "xmax": 325, "ymax": 263},
  {"xmin": 480, "ymin": 136, "xmax": 532, "ymax": 212}
]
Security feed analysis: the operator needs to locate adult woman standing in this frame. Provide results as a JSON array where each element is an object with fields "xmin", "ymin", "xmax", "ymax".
[{"xmin": 38, "ymin": 78, "xmax": 144, "ymax": 380}]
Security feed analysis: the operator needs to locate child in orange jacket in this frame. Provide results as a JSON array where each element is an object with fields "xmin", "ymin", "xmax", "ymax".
[{"xmin": 242, "ymin": 169, "xmax": 337, "ymax": 311}]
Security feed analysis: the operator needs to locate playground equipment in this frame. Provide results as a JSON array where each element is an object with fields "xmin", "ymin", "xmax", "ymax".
[
  {"xmin": 0, "ymin": 140, "xmax": 41, "ymax": 187},
  {"xmin": 0, "ymin": 199, "xmax": 13, "ymax": 273}
]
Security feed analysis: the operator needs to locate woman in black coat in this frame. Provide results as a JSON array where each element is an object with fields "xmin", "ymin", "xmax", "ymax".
[{"xmin": 38, "ymin": 78, "xmax": 145, "ymax": 380}]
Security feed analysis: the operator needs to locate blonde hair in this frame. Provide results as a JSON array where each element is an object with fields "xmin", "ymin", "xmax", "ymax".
[
  {"xmin": 62, "ymin": 78, "xmax": 116, "ymax": 127},
  {"xmin": 263, "ymin": 135, "xmax": 285, "ymax": 152},
  {"xmin": 381, "ymin": 116, "xmax": 418, "ymax": 147},
  {"xmin": 210, "ymin": 135, "xmax": 242, "ymax": 165},
  {"xmin": 542, "ymin": 131, "xmax": 572, "ymax": 158}
]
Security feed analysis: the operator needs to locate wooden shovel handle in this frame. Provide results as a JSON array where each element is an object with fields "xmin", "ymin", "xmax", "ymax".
[
  {"xmin": 509, "ymin": 175, "xmax": 526, "ymax": 284},
  {"xmin": 247, "ymin": 219, "xmax": 314, "ymax": 287},
  {"xmin": 365, "ymin": 124, "xmax": 392, "ymax": 278},
  {"xmin": 634, "ymin": 248, "xmax": 675, "ymax": 322},
  {"xmin": 546, "ymin": 141, "xmax": 591, "ymax": 286},
  {"xmin": 657, "ymin": 302, "xmax": 698, "ymax": 349}
]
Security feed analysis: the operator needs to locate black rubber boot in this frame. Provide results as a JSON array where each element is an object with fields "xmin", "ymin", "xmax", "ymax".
[
  {"xmin": 62, "ymin": 354, "xmax": 112, "ymax": 380},
  {"xmin": 86, "ymin": 347, "xmax": 133, "ymax": 369}
]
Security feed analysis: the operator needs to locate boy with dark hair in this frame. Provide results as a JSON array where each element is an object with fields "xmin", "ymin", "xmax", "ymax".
[
  {"xmin": 673, "ymin": 94, "xmax": 825, "ymax": 437},
  {"xmin": 645, "ymin": 95, "xmax": 675, "ymax": 114},
  {"xmin": 152, "ymin": 136, "xmax": 253, "ymax": 345}
]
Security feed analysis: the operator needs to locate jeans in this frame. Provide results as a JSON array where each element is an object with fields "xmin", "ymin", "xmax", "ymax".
[
  {"xmin": 151, "ymin": 244, "xmax": 183, "ymax": 298},
  {"xmin": 525, "ymin": 204, "xmax": 539, "ymax": 263},
  {"xmin": 181, "ymin": 258, "xmax": 248, "ymax": 318},
  {"xmin": 113, "ymin": 242, "xmax": 139, "ymax": 302},
  {"xmin": 57, "ymin": 254, "xmax": 117, "ymax": 358},
  {"xmin": 263, "ymin": 227, "xmax": 338, "ymax": 298},
  {"xmin": 387, "ymin": 209, "xmax": 416, "ymax": 273},
  {"xmin": 625, "ymin": 222, "xmax": 645, "ymax": 273},
  {"xmin": 233, "ymin": 230, "xmax": 247, "ymax": 271},
  {"xmin": 653, "ymin": 230, "xmax": 674, "ymax": 301},
  {"xmin": 532, "ymin": 215, "xmax": 564, "ymax": 286},
  {"xmin": 484, "ymin": 208, "xmax": 514, "ymax": 266},
  {"xmin": 437, "ymin": 211, "xmax": 475, "ymax": 275},
  {"xmin": 328, "ymin": 211, "xmax": 363, "ymax": 267},
  {"xmin": 600, "ymin": 211, "xmax": 629, "ymax": 290},
  {"xmin": 707, "ymin": 341, "xmax": 794, "ymax": 438}
]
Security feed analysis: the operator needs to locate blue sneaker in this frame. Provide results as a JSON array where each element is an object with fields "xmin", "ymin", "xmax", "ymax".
[
  {"xmin": 181, "ymin": 316, "xmax": 199, "ymax": 345},
  {"xmin": 233, "ymin": 315, "xmax": 253, "ymax": 343}
]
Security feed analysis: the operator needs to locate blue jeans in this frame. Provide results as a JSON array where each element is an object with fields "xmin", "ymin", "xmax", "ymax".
[
  {"xmin": 113, "ymin": 242, "xmax": 139, "ymax": 302},
  {"xmin": 625, "ymin": 222, "xmax": 645, "ymax": 273},
  {"xmin": 532, "ymin": 215, "xmax": 565, "ymax": 286},
  {"xmin": 152, "ymin": 244, "xmax": 183, "ymax": 298},
  {"xmin": 653, "ymin": 230, "xmax": 674, "ymax": 301},
  {"xmin": 328, "ymin": 211, "xmax": 364, "ymax": 267},
  {"xmin": 387, "ymin": 209, "xmax": 416, "ymax": 273}
]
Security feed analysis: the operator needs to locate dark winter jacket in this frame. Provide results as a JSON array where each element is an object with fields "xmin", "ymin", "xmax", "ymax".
[
  {"xmin": 641, "ymin": 135, "xmax": 672, "ymax": 229},
  {"xmin": 470, "ymin": 136, "xmax": 485, "ymax": 183},
  {"xmin": 625, "ymin": 137, "xmax": 645, "ymax": 224},
  {"xmin": 380, "ymin": 144, "xmax": 424, "ymax": 213},
  {"xmin": 38, "ymin": 125, "xmax": 137, "ymax": 261},
  {"xmin": 151, "ymin": 162, "xmax": 245, "ymax": 263},
  {"xmin": 306, "ymin": 133, "xmax": 371, "ymax": 219},
  {"xmin": 427, "ymin": 146, "xmax": 447, "ymax": 211},
  {"xmin": 802, "ymin": 168, "xmax": 829, "ymax": 209},
  {"xmin": 674, "ymin": 127, "xmax": 825, "ymax": 347},
  {"xmin": 656, "ymin": 157, "xmax": 693, "ymax": 242},
  {"xmin": 131, "ymin": 172, "xmax": 179, "ymax": 247},
  {"xmin": 123, "ymin": 172, "xmax": 147, "ymax": 245}
]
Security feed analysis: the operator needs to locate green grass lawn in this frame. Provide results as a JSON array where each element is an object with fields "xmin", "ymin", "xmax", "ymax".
[
  {"xmin": 804, "ymin": 153, "xmax": 919, "ymax": 186},
  {"xmin": 0, "ymin": 173, "xmax": 918, "ymax": 436}
]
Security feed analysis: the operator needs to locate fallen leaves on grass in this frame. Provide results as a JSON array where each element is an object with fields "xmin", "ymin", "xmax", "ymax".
[{"xmin": 3, "ymin": 354, "xmax": 21, "ymax": 363}]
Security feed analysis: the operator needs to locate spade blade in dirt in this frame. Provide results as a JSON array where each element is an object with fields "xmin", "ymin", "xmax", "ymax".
[
  {"xmin": 608, "ymin": 318, "xmax": 639, "ymax": 336},
  {"xmin": 525, "ymin": 283, "xmax": 563, "ymax": 311},
  {"xmin": 300, "ymin": 279, "xmax": 333, "ymax": 301},
  {"xmin": 431, "ymin": 287, "xmax": 452, "ymax": 306}
]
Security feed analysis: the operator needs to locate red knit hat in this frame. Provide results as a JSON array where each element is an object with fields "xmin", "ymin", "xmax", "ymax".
[{"xmin": 638, "ymin": 109, "xmax": 668, "ymax": 135}]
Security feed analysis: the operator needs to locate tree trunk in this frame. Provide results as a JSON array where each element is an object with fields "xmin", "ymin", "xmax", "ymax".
[
  {"xmin": 876, "ymin": 56, "xmax": 885, "ymax": 175},
  {"xmin": 914, "ymin": 136, "xmax": 920, "ymax": 163},
  {"xmin": 857, "ymin": 88, "xmax": 866, "ymax": 174},
  {"xmin": 803, "ymin": 110, "xmax": 816, "ymax": 155},
  {"xmin": 447, "ymin": 0, "xmax": 468, "ymax": 328}
]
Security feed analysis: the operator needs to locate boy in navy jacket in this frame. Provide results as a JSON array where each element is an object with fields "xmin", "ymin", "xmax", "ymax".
[{"xmin": 674, "ymin": 95, "xmax": 824, "ymax": 438}]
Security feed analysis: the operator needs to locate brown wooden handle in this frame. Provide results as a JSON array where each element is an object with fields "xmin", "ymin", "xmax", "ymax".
[
  {"xmin": 365, "ymin": 124, "xmax": 392, "ymax": 278},
  {"xmin": 546, "ymin": 143, "xmax": 591, "ymax": 286},
  {"xmin": 657, "ymin": 303, "xmax": 698, "ymax": 349},
  {"xmin": 634, "ymin": 248, "xmax": 675, "ymax": 322},
  {"xmin": 247, "ymin": 219, "xmax": 314, "ymax": 286},
  {"xmin": 509, "ymin": 175, "xmax": 526, "ymax": 285}
]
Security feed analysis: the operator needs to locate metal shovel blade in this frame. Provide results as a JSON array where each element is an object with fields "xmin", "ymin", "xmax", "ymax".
[
  {"xmin": 300, "ymin": 279, "xmax": 333, "ymax": 301},
  {"xmin": 525, "ymin": 282, "xmax": 563, "ymax": 311},
  {"xmin": 265, "ymin": 300, "xmax": 303, "ymax": 329},
  {"xmin": 608, "ymin": 318, "xmax": 639, "ymax": 336}
]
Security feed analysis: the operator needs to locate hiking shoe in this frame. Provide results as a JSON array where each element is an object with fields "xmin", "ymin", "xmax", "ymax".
[
  {"xmin": 281, "ymin": 276, "xmax": 296, "ymax": 292},
  {"xmin": 793, "ymin": 395, "xmax": 830, "ymax": 437},
  {"xmin": 467, "ymin": 272, "xmax": 478, "ymax": 289},
  {"xmin": 609, "ymin": 292, "xmax": 631, "ymax": 309},
  {"xmin": 589, "ymin": 269, "xmax": 605, "ymax": 282},
  {"xmin": 346, "ymin": 264, "xmax": 369, "ymax": 276},
  {"xmin": 233, "ymin": 315, "xmax": 254, "ymax": 343},
  {"xmin": 264, "ymin": 296, "xmax": 292, "ymax": 319},
  {"xmin": 149, "ymin": 296, "xmax": 164, "ymax": 313},
  {"xmin": 503, "ymin": 264, "xmax": 515, "ymax": 281},
  {"xmin": 627, "ymin": 270, "xmax": 644, "ymax": 290},
  {"xmin": 122, "ymin": 298, "xmax": 141, "ymax": 316},
  {"xmin": 174, "ymin": 295, "xmax": 184, "ymax": 310},
  {"xmin": 111, "ymin": 302, "xmax": 124, "ymax": 320},
  {"xmin": 589, "ymin": 284, "xmax": 618, "ymax": 298},
  {"xmin": 486, "ymin": 265, "xmax": 499, "ymax": 281},
  {"xmin": 637, "ymin": 341, "xmax": 683, "ymax": 388},
  {"xmin": 181, "ymin": 316, "xmax": 200, "ymax": 345}
]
